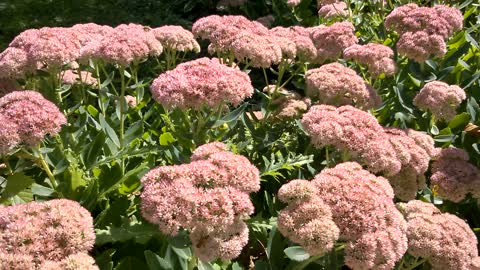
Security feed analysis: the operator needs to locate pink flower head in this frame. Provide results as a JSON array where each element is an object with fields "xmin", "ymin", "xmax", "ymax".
[
  {"xmin": 312, "ymin": 162, "xmax": 408, "ymax": 269},
  {"xmin": 270, "ymin": 26, "xmax": 317, "ymax": 62},
  {"xmin": 141, "ymin": 144, "xmax": 260, "ymax": 261},
  {"xmin": 0, "ymin": 199, "xmax": 95, "ymax": 264},
  {"xmin": 228, "ymin": 31, "xmax": 283, "ymax": 67},
  {"xmin": 301, "ymin": 105, "xmax": 402, "ymax": 176},
  {"xmin": 192, "ymin": 15, "xmax": 268, "ymax": 41},
  {"xmin": 124, "ymin": 95, "xmax": 137, "ymax": 107},
  {"xmin": 10, "ymin": 27, "xmax": 81, "ymax": 68},
  {"xmin": 39, "ymin": 253, "xmax": 99, "ymax": 270},
  {"xmin": 431, "ymin": 147, "xmax": 480, "ymax": 202},
  {"xmin": 396, "ymin": 31, "xmax": 446, "ymax": 62},
  {"xmin": 61, "ymin": 70, "xmax": 97, "ymax": 86},
  {"xmin": 0, "ymin": 114, "xmax": 21, "ymax": 154},
  {"xmin": 318, "ymin": 2, "xmax": 348, "ymax": 19},
  {"xmin": 278, "ymin": 193, "xmax": 339, "ymax": 256},
  {"xmin": 384, "ymin": 128, "xmax": 433, "ymax": 201},
  {"xmin": 150, "ymin": 57, "xmax": 253, "ymax": 109},
  {"xmin": 152, "ymin": 26, "xmax": 200, "ymax": 53},
  {"xmin": 70, "ymin": 23, "xmax": 113, "ymax": 46},
  {"xmin": 287, "ymin": 0, "xmax": 302, "ymax": 7},
  {"xmin": 80, "ymin": 23, "xmax": 163, "ymax": 66},
  {"xmin": 0, "ymin": 91, "xmax": 66, "ymax": 146},
  {"xmin": 0, "ymin": 47, "xmax": 35, "ymax": 78},
  {"xmin": 344, "ymin": 43, "xmax": 396, "ymax": 76},
  {"xmin": 398, "ymin": 200, "xmax": 480, "ymax": 270},
  {"xmin": 413, "ymin": 81, "xmax": 466, "ymax": 121},
  {"xmin": 310, "ymin": 22, "xmax": 358, "ymax": 63},
  {"xmin": 0, "ymin": 253, "xmax": 35, "ymax": 270},
  {"xmin": 305, "ymin": 62, "xmax": 381, "ymax": 109},
  {"xmin": 191, "ymin": 142, "xmax": 229, "ymax": 161},
  {"xmin": 190, "ymin": 220, "xmax": 249, "ymax": 261}
]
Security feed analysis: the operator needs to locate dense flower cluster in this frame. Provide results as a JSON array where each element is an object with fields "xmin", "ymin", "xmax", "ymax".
[
  {"xmin": 384, "ymin": 128, "xmax": 435, "ymax": 201},
  {"xmin": 398, "ymin": 200, "xmax": 480, "ymax": 270},
  {"xmin": 70, "ymin": 23, "xmax": 113, "ymax": 46},
  {"xmin": 413, "ymin": 81, "xmax": 466, "ymax": 121},
  {"xmin": 141, "ymin": 142, "xmax": 260, "ymax": 261},
  {"xmin": 0, "ymin": 199, "xmax": 95, "ymax": 267},
  {"xmin": 430, "ymin": 147, "xmax": 480, "ymax": 202},
  {"xmin": 310, "ymin": 22, "xmax": 358, "ymax": 63},
  {"xmin": 152, "ymin": 26, "xmax": 200, "ymax": 53},
  {"xmin": 385, "ymin": 4, "xmax": 463, "ymax": 61},
  {"xmin": 277, "ymin": 180, "xmax": 340, "ymax": 256},
  {"xmin": 0, "ymin": 47, "xmax": 34, "ymax": 78},
  {"xmin": 343, "ymin": 43, "xmax": 396, "ymax": 76},
  {"xmin": 313, "ymin": 162, "xmax": 408, "ymax": 269},
  {"xmin": 302, "ymin": 105, "xmax": 437, "ymax": 200},
  {"xmin": 305, "ymin": 62, "xmax": 381, "ymax": 109},
  {"xmin": 0, "ymin": 91, "xmax": 66, "ymax": 150},
  {"xmin": 150, "ymin": 57, "xmax": 253, "ymax": 109},
  {"xmin": 318, "ymin": 2, "xmax": 348, "ymax": 19},
  {"xmin": 80, "ymin": 23, "xmax": 163, "ymax": 66},
  {"xmin": 301, "ymin": 105, "xmax": 401, "ymax": 176},
  {"xmin": 269, "ymin": 26, "xmax": 317, "ymax": 62},
  {"xmin": 61, "ymin": 70, "xmax": 97, "ymax": 86},
  {"xmin": 39, "ymin": 253, "xmax": 99, "ymax": 270}
]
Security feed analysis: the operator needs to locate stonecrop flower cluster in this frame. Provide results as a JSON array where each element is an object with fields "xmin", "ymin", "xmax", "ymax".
[
  {"xmin": 398, "ymin": 200, "xmax": 480, "ymax": 270},
  {"xmin": 343, "ymin": 43, "xmax": 396, "ymax": 77},
  {"xmin": 385, "ymin": 3, "xmax": 463, "ymax": 62},
  {"xmin": 305, "ymin": 62, "xmax": 381, "ymax": 109},
  {"xmin": 413, "ymin": 81, "xmax": 466, "ymax": 121},
  {"xmin": 278, "ymin": 162, "xmax": 407, "ymax": 269},
  {"xmin": 152, "ymin": 25, "xmax": 200, "ymax": 53},
  {"xmin": 150, "ymin": 57, "xmax": 254, "ymax": 109},
  {"xmin": 0, "ymin": 91, "xmax": 66, "ymax": 153},
  {"xmin": 430, "ymin": 147, "xmax": 480, "ymax": 202},
  {"xmin": 301, "ymin": 105, "xmax": 437, "ymax": 200},
  {"xmin": 140, "ymin": 142, "xmax": 260, "ymax": 262},
  {"xmin": 0, "ymin": 199, "xmax": 97, "ymax": 269}
]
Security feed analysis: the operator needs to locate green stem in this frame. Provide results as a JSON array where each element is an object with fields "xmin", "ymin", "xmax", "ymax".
[
  {"xmin": 32, "ymin": 146, "xmax": 60, "ymax": 194},
  {"xmin": 95, "ymin": 62, "xmax": 106, "ymax": 115},
  {"xmin": 262, "ymin": 68, "xmax": 269, "ymax": 87}
]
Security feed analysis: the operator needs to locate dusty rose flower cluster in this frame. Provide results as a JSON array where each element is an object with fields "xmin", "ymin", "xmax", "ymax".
[
  {"xmin": 80, "ymin": 23, "xmax": 163, "ymax": 66},
  {"xmin": 430, "ymin": 147, "xmax": 480, "ymax": 202},
  {"xmin": 0, "ymin": 199, "xmax": 96, "ymax": 268},
  {"xmin": 150, "ymin": 57, "xmax": 253, "ymax": 109},
  {"xmin": 313, "ymin": 162, "xmax": 408, "ymax": 269},
  {"xmin": 0, "ymin": 47, "xmax": 35, "ymax": 78},
  {"xmin": 0, "ymin": 91, "xmax": 66, "ymax": 152},
  {"xmin": 302, "ymin": 105, "xmax": 437, "ymax": 200},
  {"xmin": 310, "ymin": 22, "xmax": 358, "ymax": 63},
  {"xmin": 385, "ymin": 4, "xmax": 463, "ymax": 62},
  {"xmin": 413, "ymin": 81, "xmax": 466, "ymax": 121},
  {"xmin": 141, "ymin": 142, "xmax": 260, "ymax": 261},
  {"xmin": 269, "ymin": 26, "xmax": 318, "ymax": 62},
  {"xmin": 384, "ymin": 128, "xmax": 436, "ymax": 201},
  {"xmin": 277, "ymin": 180, "xmax": 340, "ymax": 256},
  {"xmin": 398, "ymin": 200, "xmax": 480, "ymax": 270},
  {"xmin": 318, "ymin": 2, "xmax": 348, "ymax": 19},
  {"xmin": 301, "ymin": 105, "xmax": 401, "ymax": 176},
  {"xmin": 152, "ymin": 26, "xmax": 200, "ymax": 53},
  {"xmin": 343, "ymin": 43, "xmax": 396, "ymax": 77},
  {"xmin": 305, "ymin": 62, "xmax": 381, "ymax": 109},
  {"xmin": 61, "ymin": 70, "xmax": 97, "ymax": 86}
]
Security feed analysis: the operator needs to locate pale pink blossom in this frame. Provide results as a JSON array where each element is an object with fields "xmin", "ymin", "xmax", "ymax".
[
  {"xmin": 430, "ymin": 147, "xmax": 480, "ymax": 202},
  {"xmin": 0, "ymin": 199, "xmax": 95, "ymax": 264},
  {"xmin": 301, "ymin": 105, "xmax": 402, "ymax": 176},
  {"xmin": 396, "ymin": 31, "xmax": 446, "ymax": 62},
  {"xmin": 287, "ymin": 0, "xmax": 302, "ymax": 7},
  {"xmin": 10, "ymin": 27, "xmax": 81, "ymax": 68},
  {"xmin": 152, "ymin": 26, "xmax": 200, "ymax": 53},
  {"xmin": 343, "ymin": 43, "xmax": 396, "ymax": 76},
  {"xmin": 0, "ymin": 91, "xmax": 66, "ymax": 146},
  {"xmin": 190, "ymin": 220, "xmax": 249, "ymax": 261},
  {"xmin": 413, "ymin": 81, "xmax": 466, "ymax": 121},
  {"xmin": 229, "ymin": 31, "xmax": 283, "ymax": 67},
  {"xmin": 0, "ymin": 47, "xmax": 34, "ymax": 78},
  {"xmin": 278, "ymin": 180, "xmax": 339, "ymax": 256},
  {"xmin": 269, "ymin": 26, "xmax": 317, "ymax": 62},
  {"xmin": 0, "ymin": 253, "xmax": 35, "ymax": 270},
  {"xmin": 191, "ymin": 142, "xmax": 228, "ymax": 161},
  {"xmin": 310, "ymin": 22, "xmax": 358, "ymax": 63},
  {"xmin": 70, "ymin": 23, "xmax": 113, "ymax": 46},
  {"xmin": 150, "ymin": 57, "xmax": 253, "ymax": 109},
  {"xmin": 61, "ymin": 70, "xmax": 96, "ymax": 86},
  {"xmin": 141, "ymin": 144, "xmax": 260, "ymax": 261},
  {"xmin": 398, "ymin": 200, "xmax": 480, "ymax": 270},
  {"xmin": 80, "ymin": 23, "xmax": 163, "ymax": 66},
  {"xmin": 318, "ymin": 2, "xmax": 348, "ymax": 19},
  {"xmin": 124, "ymin": 95, "xmax": 137, "ymax": 107},
  {"xmin": 313, "ymin": 162, "xmax": 408, "ymax": 269},
  {"xmin": 40, "ymin": 253, "xmax": 99, "ymax": 270},
  {"xmin": 0, "ymin": 114, "xmax": 20, "ymax": 154},
  {"xmin": 305, "ymin": 62, "xmax": 381, "ymax": 109}
]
